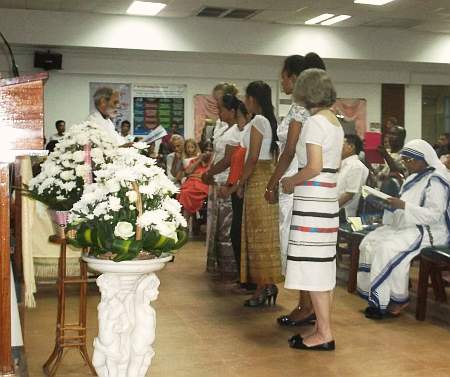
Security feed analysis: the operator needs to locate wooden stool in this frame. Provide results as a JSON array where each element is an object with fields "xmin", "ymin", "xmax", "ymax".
[
  {"xmin": 337, "ymin": 225, "xmax": 369, "ymax": 293},
  {"xmin": 42, "ymin": 236, "xmax": 96, "ymax": 376},
  {"xmin": 416, "ymin": 246, "xmax": 450, "ymax": 321}
]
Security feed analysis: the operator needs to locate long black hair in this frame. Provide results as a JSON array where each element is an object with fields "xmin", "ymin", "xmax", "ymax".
[
  {"xmin": 246, "ymin": 81, "xmax": 278, "ymax": 155},
  {"xmin": 222, "ymin": 94, "xmax": 249, "ymax": 119},
  {"xmin": 282, "ymin": 52, "xmax": 326, "ymax": 78}
]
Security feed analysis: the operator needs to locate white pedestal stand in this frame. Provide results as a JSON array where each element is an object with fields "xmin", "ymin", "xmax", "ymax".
[{"xmin": 82, "ymin": 255, "xmax": 173, "ymax": 377}]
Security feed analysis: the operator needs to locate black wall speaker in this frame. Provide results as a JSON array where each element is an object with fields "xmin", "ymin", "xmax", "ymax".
[{"xmin": 34, "ymin": 51, "xmax": 62, "ymax": 70}]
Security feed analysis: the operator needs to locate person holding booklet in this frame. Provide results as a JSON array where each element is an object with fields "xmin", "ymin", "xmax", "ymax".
[{"xmin": 357, "ymin": 139, "xmax": 450, "ymax": 319}]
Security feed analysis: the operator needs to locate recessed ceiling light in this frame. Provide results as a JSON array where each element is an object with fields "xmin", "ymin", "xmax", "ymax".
[
  {"xmin": 305, "ymin": 13, "xmax": 335, "ymax": 25},
  {"xmin": 354, "ymin": 0, "xmax": 396, "ymax": 5},
  {"xmin": 127, "ymin": 1, "xmax": 166, "ymax": 16},
  {"xmin": 321, "ymin": 15, "xmax": 352, "ymax": 25}
]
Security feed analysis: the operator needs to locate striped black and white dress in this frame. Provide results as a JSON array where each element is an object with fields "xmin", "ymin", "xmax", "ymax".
[{"xmin": 284, "ymin": 114, "xmax": 344, "ymax": 291}]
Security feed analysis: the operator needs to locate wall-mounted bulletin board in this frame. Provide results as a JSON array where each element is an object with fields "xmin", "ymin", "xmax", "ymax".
[{"xmin": 132, "ymin": 84, "xmax": 186, "ymax": 136}]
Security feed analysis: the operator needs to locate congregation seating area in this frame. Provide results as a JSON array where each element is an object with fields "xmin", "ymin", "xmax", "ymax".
[{"xmin": 337, "ymin": 225, "xmax": 450, "ymax": 324}]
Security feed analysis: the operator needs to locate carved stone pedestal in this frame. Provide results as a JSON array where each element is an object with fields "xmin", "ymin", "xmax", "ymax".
[{"xmin": 82, "ymin": 256, "xmax": 172, "ymax": 377}]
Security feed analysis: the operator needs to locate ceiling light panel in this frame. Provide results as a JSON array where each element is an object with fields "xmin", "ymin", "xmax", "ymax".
[
  {"xmin": 305, "ymin": 13, "xmax": 335, "ymax": 25},
  {"xmin": 354, "ymin": 0, "xmax": 396, "ymax": 5},
  {"xmin": 321, "ymin": 15, "xmax": 352, "ymax": 25},
  {"xmin": 127, "ymin": 1, "xmax": 166, "ymax": 16}
]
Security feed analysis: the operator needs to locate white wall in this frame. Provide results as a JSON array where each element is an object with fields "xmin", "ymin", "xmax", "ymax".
[
  {"xmin": 2, "ymin": 47, "xmax": 450, "ymax": 141},
  {"xmin": 2, "ymin": 8, "xmax": 450, "ymax": 142},
  {"xmin": 1, "ymin": 9, "xmax": 450, "ymax": 64},
  {"xmin": 404, "ymin": 85, "xmax": 423, "ymax": 141},
  {"xmin": 43, "ymin": 72, "xmax": 278, "ymax": 139}
]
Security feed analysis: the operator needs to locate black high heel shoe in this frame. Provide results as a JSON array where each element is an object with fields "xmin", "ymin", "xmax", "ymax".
[
  {"xmin": 266, "ymin": 284, "xmax": 278, "ymax": 306},
  {"xmin": 244, "ymin": 289, "xmax": 269, "ymax": 307}
]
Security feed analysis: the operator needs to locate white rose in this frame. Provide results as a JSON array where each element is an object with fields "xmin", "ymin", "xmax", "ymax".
[
  {"xmin": 156, "ymin": 222, "xmax": 178, "ymax": 242},
  {"xmin": 126, "ymin": 190, "xmax": 138, "ymax": 203},
  {"xmin": 114, "ymin": 222, "xmax": 135, "ymax": 240}
]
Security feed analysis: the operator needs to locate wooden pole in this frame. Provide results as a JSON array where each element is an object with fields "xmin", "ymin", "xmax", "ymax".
[{"xmin": 0, "ymin": 163, "xmax": 15, "ymax": 375}]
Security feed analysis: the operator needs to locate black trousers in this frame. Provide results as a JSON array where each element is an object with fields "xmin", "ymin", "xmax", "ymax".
[{"xmin": 230, "ymin": 192, "xmax": 243, "ymax": 272}]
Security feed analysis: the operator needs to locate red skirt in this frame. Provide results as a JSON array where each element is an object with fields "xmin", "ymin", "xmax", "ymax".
[{"xmin": 178, "ymin": 178, "xmax": 209, "ymax": 214}]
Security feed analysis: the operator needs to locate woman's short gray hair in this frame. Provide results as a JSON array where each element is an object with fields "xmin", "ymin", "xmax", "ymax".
[{"xmin": 293, "ymin": 68, "xmax": 336, "ymax": 110}]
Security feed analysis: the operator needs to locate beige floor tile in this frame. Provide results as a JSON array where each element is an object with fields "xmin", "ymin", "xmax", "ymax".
[{"xmin": 23, "ymin": 241, "xmax": 450, "ymax": 377}]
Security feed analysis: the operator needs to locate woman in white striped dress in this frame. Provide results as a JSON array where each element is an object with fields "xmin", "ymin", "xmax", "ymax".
[
  {"xmin": 265, "ymin": 53, "xmax": 327, "ymax": 327},
  {"xmin": 282, "ymin": 69, "xmax": 343, "ymax": 351}
]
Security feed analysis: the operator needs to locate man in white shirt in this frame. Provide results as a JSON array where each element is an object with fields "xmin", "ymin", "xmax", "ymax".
[
  {"xmin": 86, "ymin": 87, "xmax": 126, "ymax": 145},
  {"xmin": 49, "ymin": 120, "xmax": 65, "ymax": 142},
  {"xmin": 337, "ymin": 134, "xmax": 369, "ymax": 218},
  {"xmin": 120, "ymin": 120, "xmax": 135, "ymax": 143}
]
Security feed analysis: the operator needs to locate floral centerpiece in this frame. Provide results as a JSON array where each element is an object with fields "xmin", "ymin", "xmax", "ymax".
[
  {"xmin": 68, "ymin": 145, "xmax": 188, "ymax": 261},
  {"xmin": 28, "ymin": 122, "xmax": 118, "ymax": 211}
]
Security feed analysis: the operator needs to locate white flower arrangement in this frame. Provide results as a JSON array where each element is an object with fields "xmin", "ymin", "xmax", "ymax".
[
  {"xmin": 69, "ymin": 146, "xmax": 188, "ymax": 261},
  {"xmin": 27, "ymin": 122, "xmax": 118, "ymax": 210}
]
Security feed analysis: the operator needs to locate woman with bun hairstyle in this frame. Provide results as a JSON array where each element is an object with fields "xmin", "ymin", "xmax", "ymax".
[
  {"xmin": 204, "ymin": 83, "xmax": 241, "ymax": 282},
  {"xmin": 203, "ymin": 94, "xmax": 251, "ymax": 282},
  {"xmin": 266, "ymin": 53, "xmax": 327, "ymax": 327}
]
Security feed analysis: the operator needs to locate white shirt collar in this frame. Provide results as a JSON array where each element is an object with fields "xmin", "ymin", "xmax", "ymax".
[{"xmin": 342, "ymin": 154, "xmax": 359, "ymax": 166}]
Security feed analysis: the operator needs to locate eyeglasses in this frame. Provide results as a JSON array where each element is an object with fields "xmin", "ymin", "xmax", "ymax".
[{"xmin": 401, "ymin": 156, "xmax": 415, "ymax": 163}]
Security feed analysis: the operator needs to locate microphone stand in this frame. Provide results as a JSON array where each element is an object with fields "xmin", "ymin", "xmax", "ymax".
[{"xmin": 0, "ymin": 31, "xmax": 19, "ymax": 77}]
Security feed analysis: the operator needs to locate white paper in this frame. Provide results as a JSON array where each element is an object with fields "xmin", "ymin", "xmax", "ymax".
[
  {"xmin": 143, "ymin": 126, "xmax": 168, "ymax": 144},
  {"xmin": 361, "ymin": 185, "xmax": 391, "ymax": 201}
]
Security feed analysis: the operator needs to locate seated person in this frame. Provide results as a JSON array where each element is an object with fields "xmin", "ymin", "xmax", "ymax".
[
  {"xmin": 170, "ymin": 138, "xmax": 201, "ymax": 183},
  {"xmin": 181, "ymin": 138, "xmax": 201, "ymax": 173},
  {"xmin": 49, "ymin": 120, "xmax": 65, "ymax": 142},
  {"xmin": 337, "ymin": 134, "xmax": 369, "ymax": 219},
  {"xmin": 120, "ymin": 120, "xmax": 135, "ymax": 143},
  {"xmin": 165, "ymin": 135, "xmax": 184, "ymax": 187},
  {"xmin": 46, "ymin": 120, "xmax": 66, "ymax": 151},
  {"xmin": 177, "ymin": 141, "xmax": 213, "ymax": 216},
  {"xmin": 375, "ymin": 126, "xmax": 408, "ymax": 196},
  {"xmin": 434, "ymin": 133, "xmax": 450, "ymax": 158},
  {"xmin": 441, "ymin": 153, "xmax": 450, "ymax": 173},
  {"xmin": 357, "ymin": 139, "xmax": 450, "ymax": 319}
]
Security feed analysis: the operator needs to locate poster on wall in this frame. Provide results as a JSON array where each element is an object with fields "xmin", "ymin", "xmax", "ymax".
[
  {"xmin": 89, "ymin": 82, "xmax": 132, "ymax": 131},
  {"xmin": 132, "ymin": 84, "xmax": 186, "ymax": 136},
  {"xmin": 331, "ymin": 98, "xmax": 367, "ymax": 139},
  {"xmin": 193, "ymin": 94, "xmax": 219, "ymax": 142}
]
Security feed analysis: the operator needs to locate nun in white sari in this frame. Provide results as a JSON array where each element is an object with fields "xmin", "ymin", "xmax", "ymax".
[{"xmin": 357, "ymin": 139, "xmax": 450, "ymax": 319}]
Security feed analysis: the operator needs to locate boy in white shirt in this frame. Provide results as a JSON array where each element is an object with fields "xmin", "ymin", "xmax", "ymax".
[{"xmin": 337, "ymin": 134, "xmax": 369, "ymax": 218}]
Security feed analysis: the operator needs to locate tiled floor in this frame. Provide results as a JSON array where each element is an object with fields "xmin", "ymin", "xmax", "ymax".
[{"xmin": 25, "ymin": 241, "xmax": 450, "ymax": 376}]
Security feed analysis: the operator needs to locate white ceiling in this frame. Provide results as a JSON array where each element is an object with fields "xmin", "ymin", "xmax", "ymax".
[{"xmin": 1, "ymin": 0, "xmax": 450, "ymax": 34}]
